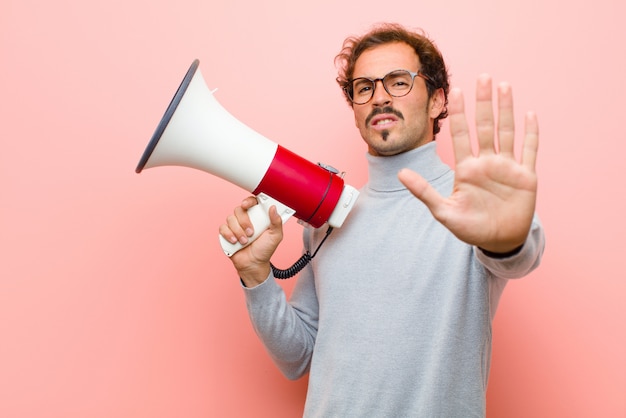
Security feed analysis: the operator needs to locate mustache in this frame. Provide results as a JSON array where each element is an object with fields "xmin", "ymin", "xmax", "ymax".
[{"xmin": 365, "ymin": 106, "xmax": 404, "ymax": 126}]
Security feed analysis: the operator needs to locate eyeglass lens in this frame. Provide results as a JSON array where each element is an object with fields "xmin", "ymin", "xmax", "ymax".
[{"xmin": 350, "ymin": 70, "xmax": 415, "ymax": 104}]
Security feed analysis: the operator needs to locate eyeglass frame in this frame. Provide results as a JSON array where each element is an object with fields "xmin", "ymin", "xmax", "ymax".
[{"xmin": 343, "ymin": 69, "xmax": 435, "ymax": 105}]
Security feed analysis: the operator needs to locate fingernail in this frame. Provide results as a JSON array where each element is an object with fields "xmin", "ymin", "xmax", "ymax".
[
  {"xmin": 246, "ymin": 228, "xmax": 253, "ymax": 236},
  {"xmin": 239, "ymin": 236, "xmax": 248, "ymax": 245}
]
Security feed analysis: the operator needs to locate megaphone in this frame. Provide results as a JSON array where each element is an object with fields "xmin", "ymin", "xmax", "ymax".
[{"xmin": 136, "ymin": 59, "xmax": 359, "ymax": 259}]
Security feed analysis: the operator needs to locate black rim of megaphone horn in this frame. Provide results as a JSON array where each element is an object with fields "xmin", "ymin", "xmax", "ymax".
[{"xmin": 135, "ymin": 59, "xmax": 201, "ymax": 173}]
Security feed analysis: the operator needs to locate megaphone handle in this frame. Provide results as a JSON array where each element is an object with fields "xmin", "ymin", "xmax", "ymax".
[{"xmin": 219, "ymin": 193, "xmax": 295, "ymax": 257}]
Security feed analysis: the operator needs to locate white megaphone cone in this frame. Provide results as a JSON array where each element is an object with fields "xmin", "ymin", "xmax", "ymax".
[{"xmin": 136, "ymin": 60, "xmax": 359, "ymax": 261}]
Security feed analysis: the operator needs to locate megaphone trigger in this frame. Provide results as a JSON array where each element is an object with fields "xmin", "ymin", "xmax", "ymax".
[{"xmin": 219, "ymin": 193, "xmax": 295, "ymax": 257}]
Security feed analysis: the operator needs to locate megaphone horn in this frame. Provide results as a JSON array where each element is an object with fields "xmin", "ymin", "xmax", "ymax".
[{"xmin": 136, "ymin": 59, "xmax": 359, "ymax": 265}]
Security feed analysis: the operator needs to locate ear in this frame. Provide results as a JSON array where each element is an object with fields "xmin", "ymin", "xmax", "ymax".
[{"xmin": 429, "ymin": 88, "xmax": 446, "ymax": 119}]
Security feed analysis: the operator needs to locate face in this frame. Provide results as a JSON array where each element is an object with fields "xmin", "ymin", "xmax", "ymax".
[{"xmin": 351, "ymin": 42, "xmax": 444, "ymax": 156}]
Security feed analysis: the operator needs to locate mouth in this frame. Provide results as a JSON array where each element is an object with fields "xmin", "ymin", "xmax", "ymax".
[
  {"xmin": 371, "ymin": 116, "xmax": 397, "ymax": 127},
  {"xmin": 366, "ymin": 107, "xmax": 404, "ymax": 130},
  {"xmin": 369, "ymin": 114, "xmax": 399, "ymax": 131}
]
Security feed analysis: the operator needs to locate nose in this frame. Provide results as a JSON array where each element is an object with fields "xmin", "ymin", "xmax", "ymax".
[{"xmin": 371, "ymin": 79, "xmax": 392, "ymax": 106}]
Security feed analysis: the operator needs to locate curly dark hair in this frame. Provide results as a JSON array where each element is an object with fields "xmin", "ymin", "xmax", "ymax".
[{"xmin": 335, "ymin": 23, "xmax": 450, "ymax": 137}]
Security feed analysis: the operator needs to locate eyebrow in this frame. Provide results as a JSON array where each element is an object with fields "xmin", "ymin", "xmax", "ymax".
[{"xmin": 351, "ymin": 68, "xmax": 419, "ymax": 80}]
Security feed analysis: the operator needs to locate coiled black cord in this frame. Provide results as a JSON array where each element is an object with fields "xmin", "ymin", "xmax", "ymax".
[{"xmin": 271, "ymin": 226, "xmax": 334, "ymax": 279}]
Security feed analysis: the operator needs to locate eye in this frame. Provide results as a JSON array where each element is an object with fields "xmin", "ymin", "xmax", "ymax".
[
  {"xmin": 352, "ymin": 79, "xmax": 373, "ymax": 96},
  {"xmin": 385, "ymin": 72, "xmax": 413, "ymax": 92}
]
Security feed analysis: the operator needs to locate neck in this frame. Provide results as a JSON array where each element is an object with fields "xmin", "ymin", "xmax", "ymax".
[{"xmin": 366, "ymin": 142, "xmax": 449, "ymax": 192}]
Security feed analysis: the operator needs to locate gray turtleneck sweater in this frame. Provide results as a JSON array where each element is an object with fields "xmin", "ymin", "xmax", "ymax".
[{"xmin": 243, "ymin": 142, "xmax": 545, "ymax": 417}]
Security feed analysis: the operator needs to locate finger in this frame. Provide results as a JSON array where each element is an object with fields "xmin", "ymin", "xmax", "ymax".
[
  {"xmin": 522, "ymin": 111, "xmax": 539, "ymax": 171},
  {"xmin": 475, "ymin": 74, "xmax": 496, "ymax": 155},
  {"xmin": 229, "ymin": 196, "xmax": 257, "ymax": 244},
  {"xmin": 241, "ymin": 196, "xmax": 259, "ymax": 210},
  {"xmin": 448, "ymin": 87, "xmax": 473, "ymax": 162},
  {"xmin": 234, "ymin": 205, "xmax": 255, "ymax": 238},
  {"xmin": 222, "ymin": 212, "xmax": 249, "ymax": 245},
  {"xmin": 398, "ymin": 168, "xmax": 445, "ymax": 215},
  {"xmin": 218, "ymin": 222, "xmax": 239, "ymax": 245},
  {"xmin": 497, "ymin": 82, "xmax": 515, "ymax": 157}
]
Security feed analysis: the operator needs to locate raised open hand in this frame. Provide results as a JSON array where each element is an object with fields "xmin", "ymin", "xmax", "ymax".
[{"xmin": 398, "ymin": 74, "xmax": 539, "ymax": 253}]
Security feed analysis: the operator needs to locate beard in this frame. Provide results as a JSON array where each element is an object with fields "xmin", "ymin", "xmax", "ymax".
[
  {"xmin": 366, "ymin": 121, "xmax": 431, "ymax": 156},
  {"xmin": 359, "ymin": 101, "xmax": 433, "ymax": 156},
  {"xmin": 367, "ymin": 106, "xmax": 400, "ymax": 143}
]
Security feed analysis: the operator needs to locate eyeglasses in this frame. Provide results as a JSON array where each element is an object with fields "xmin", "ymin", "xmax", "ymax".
[{"xmin": 344, "ymin": 69, "xmax": 433, "ymax": 105}]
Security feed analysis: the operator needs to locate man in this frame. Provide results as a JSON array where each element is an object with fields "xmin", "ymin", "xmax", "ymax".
[{"xmin": 220, "ymin": 23, "xmax": 545, "ymax": 417}]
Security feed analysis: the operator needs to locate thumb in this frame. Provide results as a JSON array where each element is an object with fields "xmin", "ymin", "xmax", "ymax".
[
  {"xmin": 398, "ymin": 168, "xmax": 445, "ymax": 212},
  {"xmin": 267, "ymin": 205, "xmax": 284, "ymax": 234}
]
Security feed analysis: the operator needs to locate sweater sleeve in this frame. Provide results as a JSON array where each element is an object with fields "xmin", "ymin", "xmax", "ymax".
[
  {"xmin": 475, "ymin": 214, "xmax": 546, "ymax": 279},
  {"xmin": 242, "ymin": 251, "xmax": 319, "ymax": 380}
]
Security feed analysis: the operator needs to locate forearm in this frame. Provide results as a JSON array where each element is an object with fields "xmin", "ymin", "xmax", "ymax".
[
  {"xmin": 243, "ymin": 274, "xmax": 317, "ymax": 380},
  {"xmin": 475, "ymin": 214, "xmax": 545, "ymax": 278}
]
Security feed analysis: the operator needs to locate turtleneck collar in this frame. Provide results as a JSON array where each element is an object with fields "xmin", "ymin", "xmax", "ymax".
[{"xmin": 365, "ymin": 142, "xmax": 450, "ymax": 192}]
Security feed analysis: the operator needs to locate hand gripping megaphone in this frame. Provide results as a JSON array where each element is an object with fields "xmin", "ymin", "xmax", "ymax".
[{"xmin": 136, "ymin": 60, "xmax": 359, "ymax": 266}]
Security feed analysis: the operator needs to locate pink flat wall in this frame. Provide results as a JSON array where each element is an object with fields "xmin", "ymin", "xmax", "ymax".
[{"xmin": 1, "ymin": 0, "xmax": 624, "ymax": 417}]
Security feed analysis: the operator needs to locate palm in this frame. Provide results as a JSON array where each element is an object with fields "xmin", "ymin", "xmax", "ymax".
[{"xmin": 398, "ymin": 75, "xmax": 539, "ymax": 253}]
